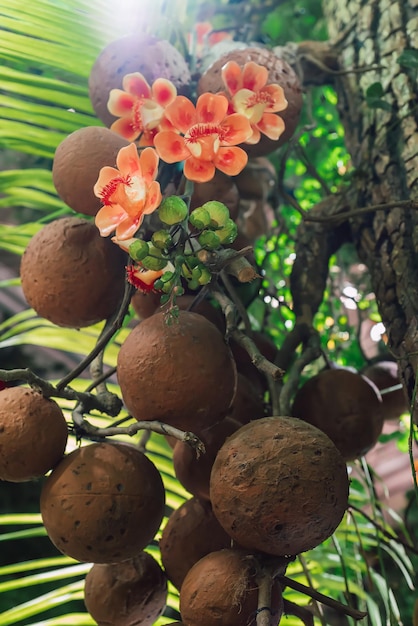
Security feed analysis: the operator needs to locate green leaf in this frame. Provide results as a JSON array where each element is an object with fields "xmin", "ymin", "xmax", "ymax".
[
  {"xmin": 366, "ymin": 82, "xmax": 384, "ymax": 98},
  {"xmin": 398, "ymin": 48, "xmax": 418, "ymax": 69}
]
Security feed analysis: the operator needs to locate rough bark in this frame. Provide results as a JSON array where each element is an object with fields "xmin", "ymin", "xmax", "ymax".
[
  {"xmin": 324, "ymin": 0, "xmax": 418, "ymax": 408},
  {"xmin": 288, "ymin": 0, "xmax": 418, "ymax": 413}
]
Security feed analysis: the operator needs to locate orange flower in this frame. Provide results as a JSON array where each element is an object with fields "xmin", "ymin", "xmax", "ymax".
[
  {"xmin": 126, "ymin": 263, "xmax": 173, "ymax": 294},
  {"xmin": 94, "ymin": 144, "xmax": 162, "ymax": 240},
  {"xmin": 108, "ymin": 72, "xmax": 177, "ymax": 144},
  {"xmin": 221, "ymin": 61, "xmax": 288, "ymax": 144},
  {"xmin": 154, "ymin": 93, "xmax": 252, "ymax": 183}
]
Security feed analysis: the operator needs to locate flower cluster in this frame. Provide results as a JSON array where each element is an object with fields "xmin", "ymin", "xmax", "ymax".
[{"xmin": 93, "ymin": 56, "xmax": 289, "ymax": 295}]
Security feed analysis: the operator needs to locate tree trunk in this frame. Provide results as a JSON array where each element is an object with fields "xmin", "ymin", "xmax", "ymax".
[{"xmin": 291, "ymin": 0, "xmax": 418, "ymax": 411}]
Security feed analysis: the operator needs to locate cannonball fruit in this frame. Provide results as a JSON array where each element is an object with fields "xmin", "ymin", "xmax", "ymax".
[
  {"xmin": 210, "ymin": 416, "xmax": 349, "ymax": 556},
  {"xmin": 84, "ymin": 551, "xmax": 167, "ymax": 626},
  {"xmin": 117, "ymin": 310, "xmax": 237, "ymax": 433},
  {"xmin": 173, "ymin": 417, "xmax": 241, "ymax": 501},
  {"xmin": 198, "ymin": 47, "xmax": 303, "ymax": 155},
  {"xmin": 180, "ymin": 549, "xmax": 283, "ymax": 626},
  {"xmin": 0, "ymin": 387, "xmax": 67, "ymax": 482},
  {"xmin": 40, "ymin": 442, "xmax": 165, "ymax": 563},
  {"xmin": 89, "ymin": 35, "xmax": 192, "ymax": 128},
  {"xmin": 292, "ymin": 369, "xmax": 384, "ymax": 460},
  {"xmin": 52, "ymin": 126, "xmax": 129, "ymax": 216},
  {"xmin": 159, "ymin": 497, "xmax": 231, "ymax": 590},
  {"xmin": 20, "ymin": 217, "xmax": 126, "ymax": 328},
  {"xmin": 362, "ymin": 360, "xmax": 408, "ymax": 421}
]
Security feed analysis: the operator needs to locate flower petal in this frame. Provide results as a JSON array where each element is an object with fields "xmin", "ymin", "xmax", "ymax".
[
  {"xmin": 262, "ymin": 84, "xmax": 288, "ymax": 113},
  {"xmin": 94, "ymin": 166, "xmax": 122, "ymax": 201},
  {"xmin": 232, "ymin": 89, "xmax": 264, "ymax": 124},
  {"xmin": 242, "ymin": 62, "xmax": 268, "ymax": 92},
  {"xmin": 165, "ymin": 96, "xmax": 197, "ymax": 133},
  {"xmin": 214, "ymin": 146, "xmax": 248, "ymax": 176},
  {"xmin": 257, "ymin": 112, "xmax": 286, "ymax": 141},
  {"xmin": 184, "ymin": 157, "xmax": 215, "ymax": 183},
  {"xmin": 95, "ymin": 203, "xmax": 126, "ymax": 237},
  {"xmin": 221, "ymin": 61, "xmax": 242, "ymax": 96},
  {"xmin": 154, "ymin": 130, "xmax": 190, "ymax": 163},
  {"xmin": 116, "ymin": 143, "xmax": 142, "ymax": 177},
  {"xmin": 139, "ymin": 147, "xmax": 160, "ymax": 184},
  {"xmin": 152, "ymin": 78, "xmax": 177, "ymax": 107},
  {"xmin": 196, "ymin": 93, "xmax": 228, "ymax": 124},
  {"xmin": 143, "ymin": 180, "xmax": 162, "ymax": 214},
  {"xmin": 245, "ymin": 126, "xmax": 261, "ymax": 145},
  {"xmin": 107, "ymin": 89, "xmax": 136, "ymax": 117},
  {"xmin": 122, "ymin": 72, "xmax": 151, "ymax": 98},
  {"xmin": 110, "ymin": 117, "xmax": 141, "ymax": 142},
  {"xmin": 115, "ymin": 214, "xmax": 143, "ymax": 240},
  {"xmin": 220, "ymin": 113, "xmax": 253, "ymax": 145}
]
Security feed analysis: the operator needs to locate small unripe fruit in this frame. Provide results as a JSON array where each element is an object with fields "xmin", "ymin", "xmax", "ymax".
[{"xmin": 158, "ymin": 196, "xmax": 188, "ymax": 225}]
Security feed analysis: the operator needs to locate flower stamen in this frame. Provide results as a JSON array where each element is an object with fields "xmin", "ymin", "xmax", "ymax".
[{"xmin": 99, "ymin": 175, "xmax": 132, "ymax": 205}]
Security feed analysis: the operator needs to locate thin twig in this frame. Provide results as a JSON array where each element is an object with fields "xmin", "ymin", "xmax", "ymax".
[
  {"xmin": 279, "ymin": 575, "xmax": 368, "ymax": 620},
  {"xmin": 56, "ymin": 280, "xmax": 134, "ymax": 391},
  {"xmin": 303, "ymin": 199, "xmax": 418, "ymax": 223},
  {"xmin": 279, "ymin": 330, "xmax": 321, "ymax": 414}
]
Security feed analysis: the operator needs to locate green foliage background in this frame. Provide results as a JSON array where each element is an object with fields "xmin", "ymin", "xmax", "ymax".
[{"xmin": 0, "ymin": 0, "xmax": 416, "ymax": 625}]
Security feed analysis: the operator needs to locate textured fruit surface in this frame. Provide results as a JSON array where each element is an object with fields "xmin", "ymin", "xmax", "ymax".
[
  {"xmin": 0, "ymin": 387, "xmax": 67, "ymax": 482},
  {"xmin": 89, "ymin": 35, "xmax": 191, "ymax": 127},
  {"xmin": 292, "ymin": 368, "xmax": 384, "ymax": 460},
  {"xmin": 159, "ymin": 497, "xmax": 231, "ymax": 590},
  {"xmin": 210, "ymin": 416, "xmax": 349, "ymax": 556},
  {"xmin": 180, "ymin": 549, "xmax": 283, "ymax": 626},
  {"xmin": 173, "ymin": 418, "xmax": 241, "ymax": 501},
  {"xmin": 20, "ymin": 217, "xmax": 126, "ymax": 328},
  {"xmin": 198, "ymin": 47, "xmax": 303, "ymax": 154},
  {"xmin": 41, "ymin": 442, "xmax": 165, "ymax": 563},
  {"xmin": 52, "ymin": 126, "xmax": 129, "ymax": 216},
  {"xmin": 117, "ymin": 311, "xmax": 237, "ymax": 432},
  {"xmin": 84, "ymin": 551, "xmax": 167, "ymax": 626},
  {"xmin": 362, "ymin": 360, "xmax": 408, "ymax": 421}
]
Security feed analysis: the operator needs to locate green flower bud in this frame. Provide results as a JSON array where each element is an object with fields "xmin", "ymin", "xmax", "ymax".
[
  {"xmin": 161, "ymin": 271, "xmax": 175, "ymax": 283},
  {"xmin": 198, "ymin": 267, "xmax": 212, "ymax": 285},
  {"xmin": 189, "ymin": 207, "xmax": 211, "ymax": 230},
  {"xmin": 141, "ymin": 245, "xmax": 167, "ymax": 271},
  {"xmin": 158, "ymin": 196, "xmax": 188, "ymax": 225},
  {"xmin": 129, "ymin": 239, "xmax": 150, "ymax": 261},
  {"xmin": 186, "ymin": 278, "xmax": 200, "ymax": 290},
  {"xmin": 198, "ymin": 230, "xmax": 221, "ymax": 250},
  {"xmin": 153, "ymin": 278, "xmax": 164, "ymax": 291},
  {"xmin": 202, "ymin": 200, "xmax": 230, "ymax": 228},
  {"xmin": 162, "ymin": 280, "xmax": 174, "ymax": 294},
  {"xmin": 191, "ymin": 266, "xmax": 202, "ymax": 281},
  {"xmin": 216, "ymin": 218, "xmax": 238, "ymax": 244},
  {"xmin": 152, "ymin": 229, "xmax": 172, "ymax": 250}
]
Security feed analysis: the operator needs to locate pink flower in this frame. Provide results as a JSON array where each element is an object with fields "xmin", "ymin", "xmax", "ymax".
[
  {"xmin": 94, "ymin": 144, "xmax": 162, "ymax": 240},
  {"xmin": 108, "ymin": 72, "xmax": 177, "ymax": 144},
  {"xmin": 221, "ymin": 61, "xmax": 288, "ymax": 144},
  {"xmin": 153, "ymin": 93, "xmax": 252, "ymax": 183}
]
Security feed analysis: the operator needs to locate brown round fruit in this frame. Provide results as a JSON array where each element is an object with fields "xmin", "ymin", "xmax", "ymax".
[
  {"xmin": 84, "ymin": 551, "xmax": 167, "ymax": 626},
  {"xmin": 117, "ymin": 310, "xmax": 237, "ymax": 433},
  {"xmin": 159, "ymin": 497, "xmax": 231, "ymax": 590},
  {"xmin": 188, "ymin": 170, "xmax": 240, "ymax": 221},
  {"xmin": 89, "ymin": 35, "xmax": 192, "ymax": 128},
  {"xmin": 362, "ymin": 360, "xmax": 408, "ymax": 421},
  {"xmin": 197, "ymin": 47, "xmax": 303, "ymax": 155},
  {"xmin": 173, "ymin": 417, "xmax": 241, "ymax": 501},
  {"xmin": 52, "ymin": 127, "xmax": 129, "ymax": 216},
  {"xmin": 40, "ymin": 442, "xmax": 165, "ymax": 563},
  {"xmin": 20, "ymin": 217, "xmax": 126, "ymax": 328},
  {"xmin": 0, "ymin": 387, "xmax": 67, "ymax": 482},
  {"xmin": 180, "ymin": 549, "xmax": 283, "ymax": 626},
  {"xmin": 228, "ymin": 373, "xmax": 265, "ymax": 425},
  {"xmin": 210, "ymin": 416, "xmax": 349, "ymax": 556},
  {"xmin": 292, "ymin": 369, "xmax": 384, "ymax": 460}
]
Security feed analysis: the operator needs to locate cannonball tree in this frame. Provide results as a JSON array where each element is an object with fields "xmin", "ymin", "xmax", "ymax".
[{"xmin": 0, "ymin": 0, "xmax": 417, "ymax": 625}]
